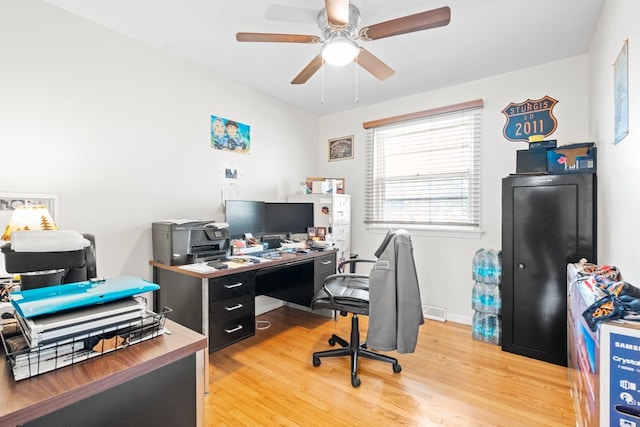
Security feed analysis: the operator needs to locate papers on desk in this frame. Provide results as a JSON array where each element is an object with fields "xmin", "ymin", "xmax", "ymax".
[{"xmin": 178, "ymin": 263, "xmax": 218, "ymax": 273}]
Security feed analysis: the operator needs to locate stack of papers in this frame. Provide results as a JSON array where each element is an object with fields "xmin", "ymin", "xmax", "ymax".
[{"xmin": 1, "ymin": 276, "xmax": 166, "ymax": 381}]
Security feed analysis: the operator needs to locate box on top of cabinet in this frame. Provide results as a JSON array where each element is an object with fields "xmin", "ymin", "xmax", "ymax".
[
  {"xmin": 547, "ymin": 143, "xmax": 597, "ymax": 174},
  {"xmin": 516, "ymin": 148, "xmax": 548, "ymax": 174}
]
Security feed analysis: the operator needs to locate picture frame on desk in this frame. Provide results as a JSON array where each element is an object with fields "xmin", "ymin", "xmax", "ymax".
[{"xmin": 307, "ymin": 227, "xmax": 316, "ymax": 239}]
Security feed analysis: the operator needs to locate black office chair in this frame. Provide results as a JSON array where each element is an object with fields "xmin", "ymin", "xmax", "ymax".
[{"xmin": 311, "ymin": 229, "xmax": 422, "ymax": 387}]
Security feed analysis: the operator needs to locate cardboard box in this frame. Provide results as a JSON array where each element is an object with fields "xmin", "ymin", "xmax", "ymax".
[
  {"xmin": 547, "ymin": 143, "xmax": 597, "ymax": 174},
  {"xmin": 516, "ymin": 148, "xmax": 548, "ymax": 174}
]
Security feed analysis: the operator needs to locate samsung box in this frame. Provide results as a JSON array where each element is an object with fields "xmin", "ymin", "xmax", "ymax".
[
  {"xmin": 516, "ymin": 148, "xmax": 548, "ymax": 174},
  {"xmin": 547, "ymin": 143, "xmax": 597, "ymax": 174}
]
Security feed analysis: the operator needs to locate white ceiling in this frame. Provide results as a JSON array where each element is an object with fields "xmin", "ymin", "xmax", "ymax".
[{"xmin": 42, "ymin": 0, "xmax": 605, "ymax": 116}]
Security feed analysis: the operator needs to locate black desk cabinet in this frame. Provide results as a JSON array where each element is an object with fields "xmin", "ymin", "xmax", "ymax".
[
  {"xmin": 152, "ymin": 250, "xmax": 337, "ymax": 353},
  {"xmin": 255, "ymin": 252, "xmax": 336, "ymax": 307},
  {"xmin": 501, "ymin": 173, "xmax": 596, "ymax": 366},
  {"xmin": 209, "ymin": 271, "xmax": 256, "ymax": 352}
]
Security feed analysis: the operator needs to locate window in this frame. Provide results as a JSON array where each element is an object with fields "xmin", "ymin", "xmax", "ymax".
[{"xmin": 364, "ymin": 100, "xmax": 483, "ymax": 230}]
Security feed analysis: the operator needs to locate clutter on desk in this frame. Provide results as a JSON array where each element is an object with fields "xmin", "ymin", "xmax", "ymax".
[{"xmin": 0, "ymin": 276, "xmax": 168, "ymax": 381}]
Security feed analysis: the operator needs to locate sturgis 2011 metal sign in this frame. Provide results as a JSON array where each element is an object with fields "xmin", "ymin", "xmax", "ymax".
[{"xmin": 502, "ymin": 96, "xmax": 558, "ymax": 142}]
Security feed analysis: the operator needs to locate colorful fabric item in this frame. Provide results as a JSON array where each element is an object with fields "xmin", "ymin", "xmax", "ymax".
[{"xmin": 582, "ymin": 281, "xmax": 640, "ymax": 331}]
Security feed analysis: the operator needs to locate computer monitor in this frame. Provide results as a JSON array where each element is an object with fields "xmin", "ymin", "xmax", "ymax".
[
  {"xmin": 225, "ymin": 200, "xmax": 265, "ymax": 239},
  {"xmin": 265, "ymin": 202, "xmax": 314, "ymax": 235}
]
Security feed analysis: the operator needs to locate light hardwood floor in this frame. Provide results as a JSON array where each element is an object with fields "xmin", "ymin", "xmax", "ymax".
[{"xmin": 205, "ymin": 307, "xmax": 575, "ymax": 426}]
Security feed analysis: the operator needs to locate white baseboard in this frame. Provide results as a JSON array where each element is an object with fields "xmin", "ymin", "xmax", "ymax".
[
  {"xmin": 255, "ymin": 296, "xmax": 284, "ymax": 316},
  {"xmin": 445, "ymin": 313, "xmax": 473, "ymax": 325}
]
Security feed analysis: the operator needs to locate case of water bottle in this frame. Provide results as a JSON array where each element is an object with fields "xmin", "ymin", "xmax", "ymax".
[{"xmin": 471, "ymin": 249, "xmax": 502, "ymax": 344}]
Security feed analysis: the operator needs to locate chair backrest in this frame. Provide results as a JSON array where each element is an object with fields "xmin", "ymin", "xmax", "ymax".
[
  {"xmin": 64, "ymin": 233, "xmax": 97, "ymax": 283},
  {"xmin": 367, "ymin": 229, "xmax": 423, "ymax": 354},
  {"xmin": 374, "ymin": 229, "xmax": 397, "ymax": 259}
]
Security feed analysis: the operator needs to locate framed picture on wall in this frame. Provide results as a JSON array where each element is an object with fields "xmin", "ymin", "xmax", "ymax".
[
  {"xmin": 614, "ymin": 39, "xmax": 629, "ymax": 144},
  {"xmin": 328, "ymin": 135, "xmax": 354, "ymax": 161}
]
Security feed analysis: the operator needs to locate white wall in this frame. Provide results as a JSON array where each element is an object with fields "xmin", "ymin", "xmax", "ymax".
[
  {"xmin": 4, "ymin": 0, "xmax": 623, "ymax": 326},
  {"xmin": 588, "ymin": 0, "xmax": 640, "ymax": 280},
  {"xmin": 319, "ymin": 55, "xmax": 591, "ymax": 324},
  {"xmin": 0, "ymin": 0, "xmax": 318, "ymax": 282}
]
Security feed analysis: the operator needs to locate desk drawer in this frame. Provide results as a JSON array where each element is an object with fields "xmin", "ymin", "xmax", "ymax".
[
  {"xmin": 209, "ymin": 272, "xmax": 254, "ymax": 301},
  {"xmin": 315, "ymin": 253, "xmax": 336, "ymax": 276},
  {"xmin": 209, "ymin": 295, "xmax": 255, "ymax": 351},
  {"xmin": 210, "ymin": 294, "xmax": 254, "ymax": 320}
]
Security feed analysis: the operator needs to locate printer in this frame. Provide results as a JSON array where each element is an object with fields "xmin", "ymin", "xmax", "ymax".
[{"xmin": 152, "ymin": 220, "xmax": 229, "ymax": 265}]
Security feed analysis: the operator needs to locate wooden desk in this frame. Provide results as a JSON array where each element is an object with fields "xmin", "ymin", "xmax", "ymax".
[
  {"xmin": 0, "ymin": 320, "xmax": 207, "ymax": 427},
  {"xmin": 150, "ymin": 249, "xmax": 337, "ymax": 353}
]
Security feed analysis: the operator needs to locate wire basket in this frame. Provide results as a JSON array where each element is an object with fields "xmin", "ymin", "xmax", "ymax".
[{"xmin": 1, "ymin": 304, "xmax": 171, "ymax": 381}]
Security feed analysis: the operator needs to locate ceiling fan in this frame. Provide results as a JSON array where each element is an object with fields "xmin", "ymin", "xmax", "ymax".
[{"xmin": 236, "ymin": 0, "xmax": 451, "ymax": 84}]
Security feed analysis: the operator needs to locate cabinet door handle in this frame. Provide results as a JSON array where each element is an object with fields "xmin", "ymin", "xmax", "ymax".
[
  {"xmin": 321, "ymin": 260, "xmax": 333, "ymax": 265},
  {"xmin": 225, "ymin": 325, "xmax": 243, "ymax": 334},
  {"xmin": 225, "ymin": 303, "xmax": 243, "ymax": 312},
  {"xmin": 517, "ymin": 263, "xmax": 526, "ymax": 269},
  {"xmin": 224, "ymin": 282, "xmax": 243, "ymax": 289}
]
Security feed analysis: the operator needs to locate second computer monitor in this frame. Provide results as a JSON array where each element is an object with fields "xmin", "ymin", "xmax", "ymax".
[{"xmin": 265, "ymin": 202, "xmax": 313, "ymax": 235}]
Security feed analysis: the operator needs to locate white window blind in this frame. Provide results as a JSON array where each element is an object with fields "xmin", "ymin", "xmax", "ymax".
[{"xmin": 364, "ymin": 100, "xmax": 483, "ymax": 228}]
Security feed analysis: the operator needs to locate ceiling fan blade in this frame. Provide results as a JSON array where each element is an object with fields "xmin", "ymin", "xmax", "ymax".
[
  {"xmin": 236, "ymin": 32, "xmax": 321, "ymax": 43},
  {"xmin": 325, "ymin": 0, "xmax": 350, "ymax": 27},
  {"xmin": 291, "ymin": 54, "xmax": 324, "ymax": 84},
  {"xmin": 359, "ymin": 6, "xmax": 451, "ymax": 41},
  {"xmin": 356, "ymin": 48, "xmax": 395, "ymax": 81}
]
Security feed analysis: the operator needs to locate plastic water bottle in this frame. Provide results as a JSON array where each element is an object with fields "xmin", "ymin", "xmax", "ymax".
[
  {"xmin": 472, "ymin": 249, "xmax": 503, "ymax": 284},
  {"xmin": 484, "ymin": 250, "xmax": 502, "ymax": 285},
  {"xmin": 483, "ymin": 315, "xmax": 501, "ymax": 344},
  {"xmin": 472, "ymin": 249, "xmax": 487, "ymax": 282},
  {"xmin": 471, "ymin": 282, "xmax": 482, "ymax": 311},
  {"xmin": 479, "ymin": 284, "xmax": 502, "ymax": 314},
  {"xmin": 472, "ymin": 311, "xmax": 484, "ymax": 341}
]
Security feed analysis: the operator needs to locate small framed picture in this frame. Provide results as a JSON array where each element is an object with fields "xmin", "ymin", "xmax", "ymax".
[
  {"xmin": 316, "ymin": 227, "xmax": 327, "ymax": 240},
  {"xmin": 328, "ymin": 135, "xmax": 354, "ymax": 161},
  {"xmin": 307, "ymin": 227, "xmax": 316, "ymax": 239}
]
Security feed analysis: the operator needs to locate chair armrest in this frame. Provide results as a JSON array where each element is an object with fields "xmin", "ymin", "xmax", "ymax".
[
  {"xmin": 323, "ymin": 273, "xmax": 370, "ymax": 283},
  {"xmin": 338, "ymin": 258, "xmax": 375, "ymax": 273}
]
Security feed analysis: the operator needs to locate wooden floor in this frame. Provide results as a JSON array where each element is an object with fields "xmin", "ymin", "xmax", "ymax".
[{"xmin": 205, "ymin": 307, "xmax": 576, "ymax": 426}]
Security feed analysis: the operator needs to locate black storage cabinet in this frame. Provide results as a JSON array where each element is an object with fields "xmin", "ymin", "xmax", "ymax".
[{"xmin": 501, "ymin": 173, "xmax": 596, "ymax": 366}]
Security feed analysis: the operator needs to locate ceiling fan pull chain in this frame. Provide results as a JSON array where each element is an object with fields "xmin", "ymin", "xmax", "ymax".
[
  {"xmin": 321, "ymin": 61, "xmax": 325, "ymax": 104},
  {"xmin": 355, "ymin": 57, "xmax": 359, "ymax": 104}
]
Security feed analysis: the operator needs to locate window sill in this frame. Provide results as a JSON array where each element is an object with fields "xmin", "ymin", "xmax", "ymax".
[{"xmin": 366, "ymin": 224, "xmax": 483, "ymax": 239}]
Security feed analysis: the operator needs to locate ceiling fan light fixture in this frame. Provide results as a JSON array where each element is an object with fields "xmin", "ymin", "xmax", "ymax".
[{"xmin": 322, "ymin": 37, "xmax": 358, "ymax": 66}]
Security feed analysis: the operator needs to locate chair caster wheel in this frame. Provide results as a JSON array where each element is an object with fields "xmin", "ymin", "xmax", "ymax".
[
  {"xmin": 312, "ymin": 356, "xmax": 321, "ymax": 367},
  {"xmin": 328, "ymin": 337, "xmax": 336, "ymax": 346},
  {"xmin": 351, "ymin": 376, "xmax": 361, "ymax": 388},
  {"xmin": 393, "ymin": 363, "xmax": 402, "ymax": 373}
]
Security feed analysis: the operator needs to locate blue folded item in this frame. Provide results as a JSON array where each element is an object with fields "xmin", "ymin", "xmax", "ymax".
[{"xmin": 10, "ymin": 276, "xmax": 160, "ymax": 318}]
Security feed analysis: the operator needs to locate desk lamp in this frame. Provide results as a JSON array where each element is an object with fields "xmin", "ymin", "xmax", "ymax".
[{"xmin": 1, "ymin": 205, "xmax": 58, "ymax": 241}]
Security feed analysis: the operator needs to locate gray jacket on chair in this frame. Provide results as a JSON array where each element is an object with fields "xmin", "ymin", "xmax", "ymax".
[{"xmin": 366, "ymin": 230, "xmax": 424, "ymax": 354}]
